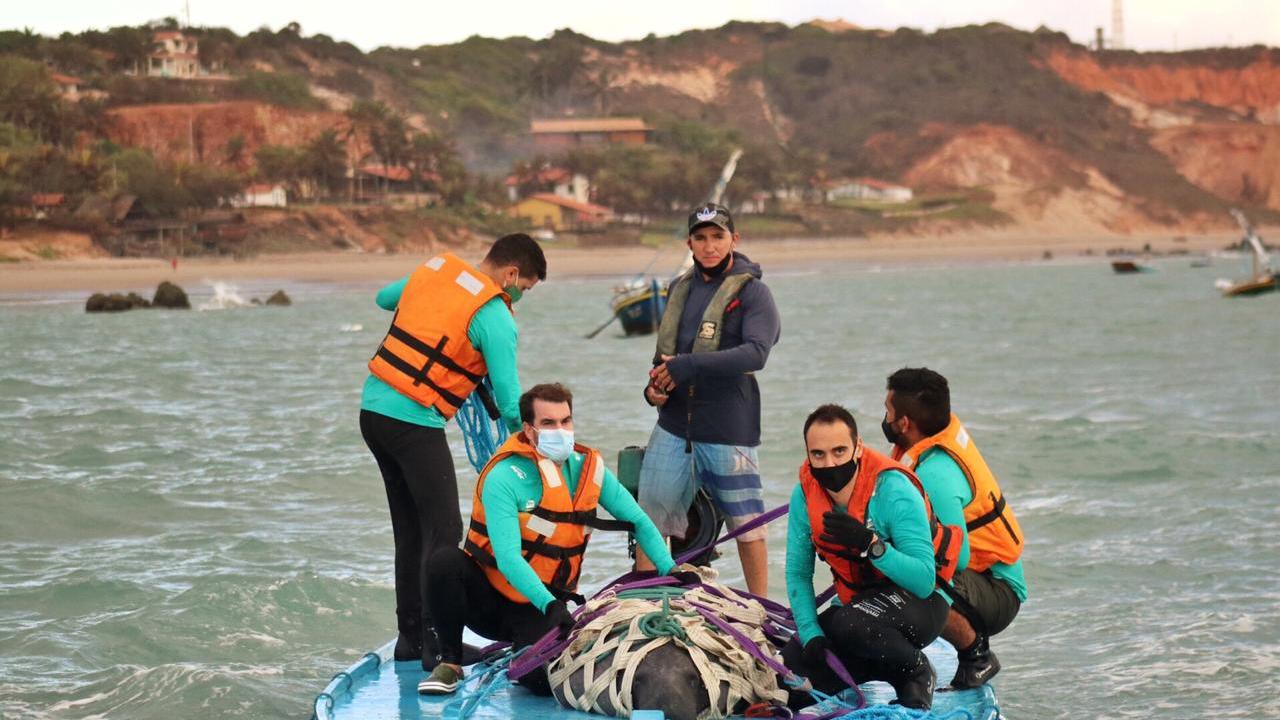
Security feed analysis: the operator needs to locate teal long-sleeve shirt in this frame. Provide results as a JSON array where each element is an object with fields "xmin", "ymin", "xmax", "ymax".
[
  {"xmin": 915, "ymin": 449, "xmax": 1028, "ymax": 602},
  {"xmin": 785, "ymin": 470, "xmax": 942, "ymax": 645},
  {"xmin": 360, "ymin": 275, "xmax": 522, "ymax": 432},
  {"xmin": 481, "ymin": 449, "xmax": 676, "ymax": 612}
]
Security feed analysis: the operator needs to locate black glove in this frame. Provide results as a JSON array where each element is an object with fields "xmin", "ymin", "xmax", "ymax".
[
  {"xmin": 802, "ymin": 635, "xmax": 831, "ymax": 668},
  {"xmin": 544, "ymin": 599, "xmax": 576, "ymax": 635},
  {"xmin": 820, "ymin": 511, "xmax": 875, "ymax": 554},
  {"xmin": 670, "ymin": 570, "xmax": 702, "ymax": 586}
]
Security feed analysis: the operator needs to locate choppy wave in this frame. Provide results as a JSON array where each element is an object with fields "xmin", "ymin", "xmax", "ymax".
[{"xmin": 1, "ymin": 261, "xmax": 1277, "ymax": 719}]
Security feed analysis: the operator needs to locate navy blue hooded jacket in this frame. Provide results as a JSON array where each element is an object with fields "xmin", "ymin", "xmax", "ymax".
[{"xmin": 652, "ymin": 252, "xmax": 781, "ymax": 447}]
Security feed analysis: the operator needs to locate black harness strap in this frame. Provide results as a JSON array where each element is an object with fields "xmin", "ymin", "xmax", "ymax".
[
  {"xmin": 473, "ymin": 381, "xmax": 501, "ymax": 421},
  {"xmin": 966, "ymin": 492, "xmax": 1020, "ymax": 545},
  {"xmin": 528, "ymin": 506, "xmax": 634, "ymax": 533},
  {"xmin": 375, "ymin": 347, "xmax": 467, "ymax": 408},
  {"xmin": 386, "ymin": 325, "xmax": 484, "ymax": 382},
  {"xmin": 466, "ymin": 520, "xmax": 589, "ymax": 561},
  {"xmin": 935, "ymin": 523, "xmax": 956, "ymax": 567}
]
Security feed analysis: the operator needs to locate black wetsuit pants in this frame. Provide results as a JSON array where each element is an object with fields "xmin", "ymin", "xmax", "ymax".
[
  {"xmin": 782, "ymin": 584, "xmax": 949, "ymax": 707},
  {"xmin": 427, "ymin": 546, "xmax": 556, "ymax": 695},
  {"xmin": 360, "ymin": 410, "xmax": 461, "ymax": 666}
]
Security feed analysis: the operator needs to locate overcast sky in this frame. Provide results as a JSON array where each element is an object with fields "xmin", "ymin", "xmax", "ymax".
[{"xmin": 7, "ymin": 0, "xmax": 1278, "ymax": 52}]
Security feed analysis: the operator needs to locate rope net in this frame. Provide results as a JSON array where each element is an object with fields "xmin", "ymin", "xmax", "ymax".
[{"xmin": 547, "ymin": 566, "xmax": 788, "ymax": 719}]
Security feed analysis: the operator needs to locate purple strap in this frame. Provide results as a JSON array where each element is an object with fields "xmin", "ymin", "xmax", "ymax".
[
  {"xmin": 508, "ymin": 577, "xmax": 682, "ymax": 680},
  {"xmin": 686, "ymin": 601, "xmax": 794, "ymax": 678},
  {"xmin": 508, "ymin": 504, "xmax": 796, "ymax": 683},
  {"xmin": 821, "ymin": 649, "xmax": 858, "ymax": 690},
  {"xmin": 675, "ymin": 503, "xmax": 789, "ymax": 565}
]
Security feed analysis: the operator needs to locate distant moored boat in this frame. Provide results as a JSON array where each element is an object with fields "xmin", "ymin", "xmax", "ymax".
[
  {"xmin": 1220, "ymin": 210, "xmax": 1278, "ymax": 297},
  {"xmin": 1111, "ymin": 260, "xmax": 1152, "ymax": 274}
]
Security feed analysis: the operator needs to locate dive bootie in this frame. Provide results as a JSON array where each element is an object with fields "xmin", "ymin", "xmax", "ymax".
[
  {"xmin": 393, "ymin": 610, "xmax": 422, "ymax": 661},
  {"xmin": 951, "ymin": 636, "xmax": 1001, "ymax": 689},
  {"xmin": 891, "ymin": 654, "xmax": 936, "ymax": 711}
]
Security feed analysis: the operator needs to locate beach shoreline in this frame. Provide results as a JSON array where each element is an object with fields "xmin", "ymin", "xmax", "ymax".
[{"xmin": 0, "ymin": 228, "xmax": 1254, "ymax": 295}]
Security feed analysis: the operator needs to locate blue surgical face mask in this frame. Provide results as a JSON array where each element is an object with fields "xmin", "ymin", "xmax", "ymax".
[{"xmin": 535, "ymin": 428, "xmax": 574, "ymax": 463}]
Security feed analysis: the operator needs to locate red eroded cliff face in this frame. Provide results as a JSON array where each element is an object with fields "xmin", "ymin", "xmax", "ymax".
[
  {"xmin": 1044, "ymin": 49, "xmax": 1280, "ymax": 122},
  {"xmin": 104, "ymin": 102, "xmax": 366, "ymax": 170},
  {"xmin": 902, "ymin": 124, "xmax": 1156, "ymax": 233},
  {"xmin": 1151, "ymin": 124, "xmax": 1280, "ymax": 210}
]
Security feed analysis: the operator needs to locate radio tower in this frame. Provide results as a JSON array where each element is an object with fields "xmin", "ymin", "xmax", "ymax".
[{"xmin": 1111, "ymin": 0, "xmax": 1125, "ymax": 50}]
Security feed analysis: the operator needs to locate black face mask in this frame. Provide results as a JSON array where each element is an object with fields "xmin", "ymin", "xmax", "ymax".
[
  {"xmin": 811, "ymin": 458, "xmax": 858, "ymax": 492},
  {"xmin": 881, "ymin": 415, "xmax": 903, "ymax": 448},
  {"xmin": 695, "ymin": 252, "xmax": 733, "ymax": 278}
]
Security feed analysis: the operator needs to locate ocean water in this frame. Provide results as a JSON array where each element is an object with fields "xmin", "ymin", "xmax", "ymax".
[{"xmin": 1, "ymin": 259, "xmax": 1277, "ymax": 719}]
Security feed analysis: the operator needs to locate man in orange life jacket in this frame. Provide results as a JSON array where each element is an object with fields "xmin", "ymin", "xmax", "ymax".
[
  {"xmin": 419, "ymin": 383, "xmax": 692, "ymax": 696},
  {"xmin": 782, "ymin": 404, "xmax": 961, "ymax": 711},
  {"xmin": 360, "ymin": 234, "xmax": 546, "ymax": 668},
  {"xmin": 882, "ymin": 368, "xmax": 1027, "ymax": 688}
]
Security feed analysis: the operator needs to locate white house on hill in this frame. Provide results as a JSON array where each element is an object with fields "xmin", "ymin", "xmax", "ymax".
[
  {"xmin": 827, "ymin": 178, "xmax": 913, "ymax": 203},
  {"xmin": 231, "ymin": 183, "xmax": 287, "ymax": 208}
]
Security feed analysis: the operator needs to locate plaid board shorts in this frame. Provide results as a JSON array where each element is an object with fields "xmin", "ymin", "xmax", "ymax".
[{"xmin": 637, "ymin": 424, "xmax": 767, "ymax": 543}]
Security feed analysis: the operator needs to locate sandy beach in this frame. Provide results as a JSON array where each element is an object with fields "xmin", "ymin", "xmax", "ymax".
[{"xmin": 0, "ymin": 228, "xmax": 1253, "ymax": 295}]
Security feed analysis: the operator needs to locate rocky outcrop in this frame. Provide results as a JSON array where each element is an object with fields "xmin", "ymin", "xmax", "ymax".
[
  {"xmin": 86, "ymin": 282, "xmax": 191, "ymax": 312},
  {"xmin": 152, "ymin": 281, "xmax": 191, "ymax": 309},
  {"xmin": 86, "ymin": 292, "xmax": 150, "ymax": 313},
  {"xmin": 264, "ymin": 290, "xmax": 292, "ymax": 306}
]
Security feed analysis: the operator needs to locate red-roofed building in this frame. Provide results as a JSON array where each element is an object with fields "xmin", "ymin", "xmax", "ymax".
[
  {"xmin": 21, "ymin": 192, "xmax": 67, "ymax": 220},
  {"xmin": 530, "ymin": 118, "xmax": 652, "ymax": 150},
  {"xmin": 511, "ymin": 193, "xmax": 613, "ymax": 231},
  {"xmin": 504, "ymin": 165, "xmax": 590, "ymax": 204},
  {"xmin": 50, "ymin": 73, "xmax": 83, "ymax": 100}
]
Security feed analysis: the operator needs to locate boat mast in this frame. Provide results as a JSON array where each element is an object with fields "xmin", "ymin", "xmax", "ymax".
[{"xmin": 1230, "ymin": 209, "xmax": 1270, "ymax": 278}]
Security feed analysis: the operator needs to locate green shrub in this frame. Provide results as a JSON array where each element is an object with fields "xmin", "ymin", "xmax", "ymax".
[{"xmin": 231, "ymin": 70, "xmax": 321, "ymax": 109}]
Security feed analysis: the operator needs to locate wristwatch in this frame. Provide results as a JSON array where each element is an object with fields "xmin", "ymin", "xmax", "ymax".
[{"xmin": 866, "ymin": 535, "xmax": 886, "ymax": 560}]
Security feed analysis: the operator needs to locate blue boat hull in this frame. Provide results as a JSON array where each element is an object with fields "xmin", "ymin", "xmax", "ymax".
[
  {"xmin": 313, "ymin": 636, "xmax": 1001, "ymax": 719},
  {"xmin": 611, "ymin": 282, "xmax": 668, "ymax": 337}
]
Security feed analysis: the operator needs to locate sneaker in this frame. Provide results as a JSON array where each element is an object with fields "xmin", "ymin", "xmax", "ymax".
[
  {"xmin": 891, "ymin": 656, "xmax": 936, "ymax": 711},
  {"xmin": 951, "ymin": 646, "xmax": 1001, "ymax": 689},
  {"xmin": 418, "ymin": 663, "xmax": 464, "ymax": 695}
]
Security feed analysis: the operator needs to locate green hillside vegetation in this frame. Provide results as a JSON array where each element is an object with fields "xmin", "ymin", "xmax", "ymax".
[{"xmin": 0, "ymin": 19, "xmax": 1272, "ymax": 245}]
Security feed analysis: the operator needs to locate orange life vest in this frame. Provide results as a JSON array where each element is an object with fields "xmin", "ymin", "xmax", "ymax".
[
  {"xmin": 799, "ymin": 444, "xmax": 963, "ymax": 605},
  {"xmin": 464, "ymin": 433, "xmax": 628, "ymax": 604},
  {"xmin": 367, "ymin": 253, "xmax": 511, "ymax": 419},
  {"xmin": 892, "ymin": 414, "xmax": 1024, "ymax": 572}
]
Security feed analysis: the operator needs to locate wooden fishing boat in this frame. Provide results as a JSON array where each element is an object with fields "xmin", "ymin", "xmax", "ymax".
[
  {"xmin": 1220, "ymin": 210, "xmax": 1278, "ymax": 297},
  {"xmin": 609, "ymin": 279, "xmax": 668, "ymax": 337},
  {"xmin": 1111, "ymin": 259, "xmax": 1152, "ymax": 274}
]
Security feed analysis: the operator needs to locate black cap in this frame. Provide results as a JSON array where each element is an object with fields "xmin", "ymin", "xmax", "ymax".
[{"xmin": 687, "ymin": 203, "xmax": 734, "ymax": 234}]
